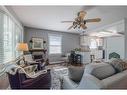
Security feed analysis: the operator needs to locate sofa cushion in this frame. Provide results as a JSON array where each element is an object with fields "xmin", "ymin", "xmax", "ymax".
[
  {"xmin": 68, "ymin": 66, "xmax": 84, "ymax": 82},
  {"xmin": 102, "ymin": 70, "xmax": 127, "ymax": 89},
  {"xmin": 62, "ymin": 76, "xmax": 78, "ymax": 89},
  {"xmin": 85, "ymin": 63, "xmax": 116, "ymax": 80},
  {"xmin": 109, "ymin": 58, "xmax": 127, "ymax": 72}
]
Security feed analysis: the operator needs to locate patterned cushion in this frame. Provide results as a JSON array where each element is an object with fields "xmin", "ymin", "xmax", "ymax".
[
  {"xmin": 109, "ymin": 58, "xmax": 127, "ymax": 72},
  {"xmin": 23, "ymin": 65, "xmax": 37, "ymax": 74},
  {"xmin": 19, "ymin": 60, "xmax": 25, "ymax": 67},
  {"xmin": 85, "ymin": 63, "xmax": 116, "ymax": 80},
  {"xmin": 109, "ymin": 52, "xmax": 120, "ymax": 59},
  {"xmin": 24, "ymin": 54, "xmax": 33, "ymax": 62}
]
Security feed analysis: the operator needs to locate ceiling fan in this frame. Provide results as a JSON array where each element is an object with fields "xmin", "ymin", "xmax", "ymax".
[{"xmin": 61, "ymin": 11, "xmax": 101, "ymax": 30}]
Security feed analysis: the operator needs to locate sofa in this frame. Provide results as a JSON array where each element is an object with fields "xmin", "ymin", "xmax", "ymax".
[{"xmin": 61, "ymin": 62, "xmax": 127, "ymax": 89}]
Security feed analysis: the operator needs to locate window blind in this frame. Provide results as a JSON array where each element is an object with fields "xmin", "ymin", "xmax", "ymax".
[
  {"xmin": 0, "ymin": 12, "xmax": 4, "ymax": 64},
  {"xmin": 0, "ymin": 10, "xmax": 23, "ymax": 64},
  {"xmin": 49, "ymin": 34, "xmax": 62, "ymax": 54}
]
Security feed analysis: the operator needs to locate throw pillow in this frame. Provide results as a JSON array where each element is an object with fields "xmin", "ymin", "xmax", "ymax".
[
  {"xmin": 19, "ymin": 60, "xmax": 25, "ymax": 67},
  {"xmin": 85, "ymin": 63, "xmax": 115, "ymax": 80},
  {"xmin": 109, "ymin": 58, "xmax": 126, "ymax": 72},
  {"xmin": 24, "ymin": 65, "xmax": 37, "ymax": 74},
  {"xmin": 122, "ymin": 59, "xmax": 127, "ymax": 70}
]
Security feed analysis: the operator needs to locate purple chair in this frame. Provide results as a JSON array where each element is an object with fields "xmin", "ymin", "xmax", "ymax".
[{"xmin": 8, "ymin": 69, "xmax": 51, "ymax": 89}]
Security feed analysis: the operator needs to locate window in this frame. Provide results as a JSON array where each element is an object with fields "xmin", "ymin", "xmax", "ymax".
[
  {"xmin": 0, "ymin": 10, "xmax": 23, "ymax": 64},
  {"xmin": 90, "ymin": 39, "xmax": 97, "ymax": 49},
  {"xmin": 3, "ymin": 15, "xmax": 14, "ymax": 62},
  {"xmin": 49, "ymin": 34, "xmax": 62, "ymax": 54},
  {"xmin": 90, "ymin": 38, "xmax": 103, "ymax": 49}
]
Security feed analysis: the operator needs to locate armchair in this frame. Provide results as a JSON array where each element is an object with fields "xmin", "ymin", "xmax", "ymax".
[
  {"xmin": 24, "ymin": 54, "xmax": 45, "ymax": 70},
  {"xmin": 8, "ymin": 65, "xmax": 51, "ymax": 89}
]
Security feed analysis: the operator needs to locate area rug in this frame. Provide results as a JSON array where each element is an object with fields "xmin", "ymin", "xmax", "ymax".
[{"xmin": 50, "ymin": 67, "xmax": 68, "ymax": 89}]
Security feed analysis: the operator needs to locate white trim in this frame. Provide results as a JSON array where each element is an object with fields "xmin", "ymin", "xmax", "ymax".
[
  {"xmin": 0, "ymin": 6, "xmax": 23, "ymax": 30},
  {"xmin": 49, "ymin": 61, "xmax": 64, "ymax": 64},
  {"xmin": 87, "ymin": 19, "xmax": 125, "ymax": 34}
]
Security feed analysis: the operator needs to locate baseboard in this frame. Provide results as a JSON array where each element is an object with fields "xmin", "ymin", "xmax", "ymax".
[{"xmin": 49, "ymin": 61, "xmax": 65, "ymax": 64}]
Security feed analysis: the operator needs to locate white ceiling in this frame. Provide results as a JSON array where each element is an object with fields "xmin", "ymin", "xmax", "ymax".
[{"xmin": 7, "ymin": 6, "xmax": 127, "ymax": 34}]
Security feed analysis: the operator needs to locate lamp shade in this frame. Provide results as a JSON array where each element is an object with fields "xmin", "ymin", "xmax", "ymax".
[{"xmin": 17, "ymin": 43, "xmax": 29, "ymax": 51}]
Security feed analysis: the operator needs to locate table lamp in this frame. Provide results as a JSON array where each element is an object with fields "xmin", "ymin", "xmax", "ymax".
[{"xmin": 17, "ymin": 43, "xmax": 29, "ymax": 62}]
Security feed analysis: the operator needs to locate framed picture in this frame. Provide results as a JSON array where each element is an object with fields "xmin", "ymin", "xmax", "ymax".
[{"xmin": 32, "ymin": 37, "xmax": 43, "ymax": 49}]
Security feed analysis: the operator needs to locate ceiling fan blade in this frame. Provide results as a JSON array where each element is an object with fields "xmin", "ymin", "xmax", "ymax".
[
  {"xmin": 68, "ymin": 25, "xmax": 74, "ymax": 30},
  {"xmin": 117, "ymin": 32, "xmax": 124, "ymax": 35},
  {"xmin": 61, "ymin": 21, "xmax": 74, "ymax": 23},
  {"xmin": 85, "ymin": 18, "xmax": 101, "ymax": 23}
]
